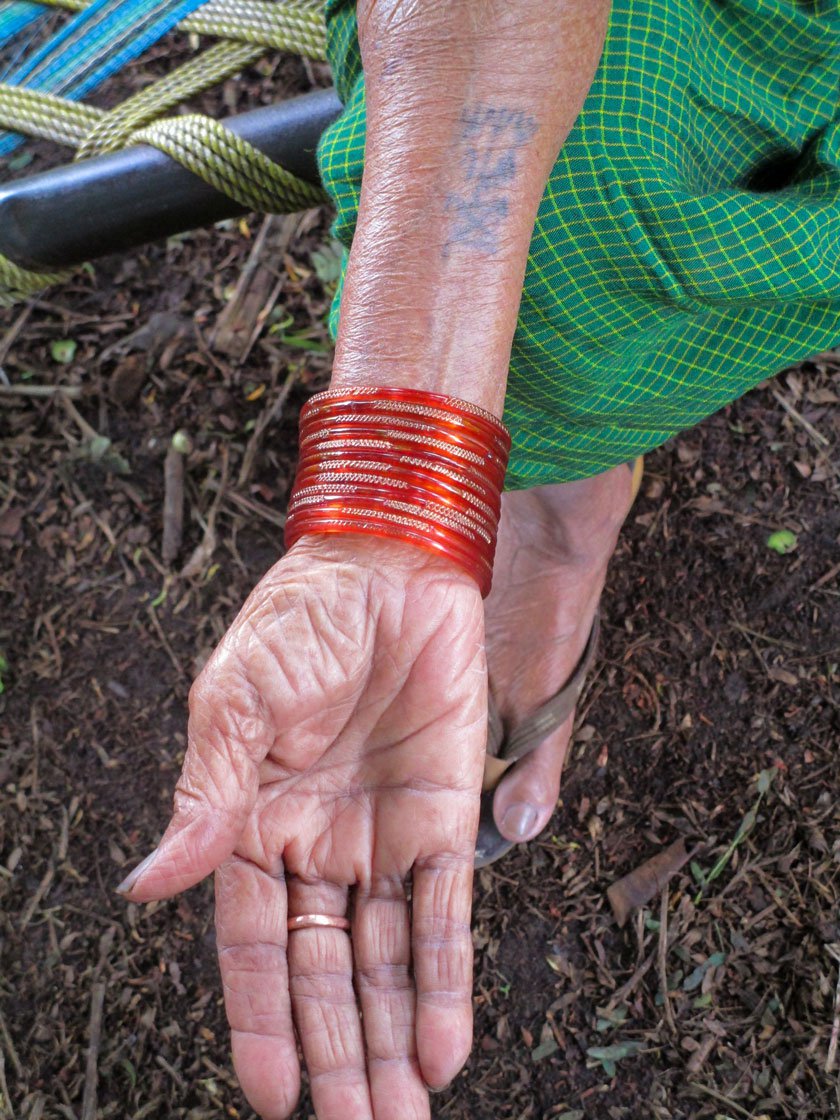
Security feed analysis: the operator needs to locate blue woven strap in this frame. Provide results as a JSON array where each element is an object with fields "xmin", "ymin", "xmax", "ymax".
[
  {"xmin": 0, "ymin": 0, "xmax": 210, "ymax": 154},
  {"xmin": 0, "ymin": 1, "xmax": 45, "ymax": 51}
]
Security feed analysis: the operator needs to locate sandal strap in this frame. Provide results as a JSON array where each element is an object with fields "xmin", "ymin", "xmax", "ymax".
[{"xmin": 487, "ymin": 612, "xmax": 600, "ymax": 766}]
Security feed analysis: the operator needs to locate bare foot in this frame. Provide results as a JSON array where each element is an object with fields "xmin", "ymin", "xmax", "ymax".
[{"xmin": 483, "ymin": 463, "xmax": 638, "ymax": 846}]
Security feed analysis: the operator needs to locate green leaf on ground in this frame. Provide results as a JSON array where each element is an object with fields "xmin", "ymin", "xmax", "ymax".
[
  {"xmin": 690, "ymin": 860, "xmax": 707, "ymax": 886},
  {"xmin": 531, "ymin": 1037, "xmax": 559, "ymax": 1062},
  {"xmin": 587, "ymin": 1041, "xmax": 644, "ymax": 1062},
  {"xmin": 587, "ymin": 1039, "xmax": 644, "ymax": 1076},
  {"xmin": 766, "ymin": 529, "xmax": 797, "ymax": 554},
  {"xmin": 683, "ymin": 951, "xmax": 727, "ymax": 991},
  {"xmin": 269, "ymin": 310, "xmax": 331, "ymax": 352},
  {"xmin": 0, "ymin": 651, "xmax": 8, "ymax": 694},
  {"xmin": 50, "ymin": 339, "xmax": 77, "ymax": 364},
  {"xmin": 694, "ymin": 768, "xmax": 778, "ymax": 901},
  {"xmin": 757, "ymin": 767, "xmax": 777, "ymax": 795},
  {"xmin": 310, "ymin": 238, "xmax": 344, "ymax": 288},
  {"xmin": 595, "ymin": 1006, "xmax": 628, "ymax": 1032},
  {"xmin": 73, "ymin": 436, "xmax": 130, "ymax": 475}
]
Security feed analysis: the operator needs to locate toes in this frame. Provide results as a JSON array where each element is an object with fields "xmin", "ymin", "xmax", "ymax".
[{"xmin": 492, "ymin": 713, "xmax": 573, "ymax": 842}]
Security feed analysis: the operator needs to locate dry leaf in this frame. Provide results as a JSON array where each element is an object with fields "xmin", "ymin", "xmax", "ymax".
[{"xmin": 607, "ymin": 838, "xmax": 692, "ymax": 927}]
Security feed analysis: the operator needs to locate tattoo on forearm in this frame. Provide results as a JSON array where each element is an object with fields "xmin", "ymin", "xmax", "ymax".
[{"xmin": 443, "ymin": 104, "xmax": 538, "ymax": 256}]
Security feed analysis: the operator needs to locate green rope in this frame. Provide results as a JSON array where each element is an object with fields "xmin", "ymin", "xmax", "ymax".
[
  {"xmin": 0, "ymin": 115, "xmax": 327, "ymax": 306},
  {"xmin": 77, "ymin": 40, "xmax": 263, "ymax": 157},
  {"xmin": 0, "ymin": 0, "xmax": 328, "ymax": 305},
  {"xmin": 132, "ymin": 113, "xmax": 328, "ymax": 212},
  {"xmin": 35, "ymin": 0, "xmax": 327, "ymax": 57},
  {"xmin": 0, "ymin": 85, "xmax": 101, "ymax": 146},
  {"xmin": 0, "ymin": 254, "xmax": 72, "ymax": 308},
  {"xmin": 183, "ymin": 0, "xmax": 325, "ymax": 56}
]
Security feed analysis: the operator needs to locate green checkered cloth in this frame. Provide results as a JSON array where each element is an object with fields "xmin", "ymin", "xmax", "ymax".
[{"xmin": 316, "ymin": 0, "xmax": 840, "ymax": 488}]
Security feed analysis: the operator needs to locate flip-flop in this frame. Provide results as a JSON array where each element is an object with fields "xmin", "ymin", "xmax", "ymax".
[
  {"xmin": 474, "ymin": 457, "xmax": 644, "ymax": 868},
  {"xmin": 474, "ymin": 615, "xmax": 600, "ymax": 867}
]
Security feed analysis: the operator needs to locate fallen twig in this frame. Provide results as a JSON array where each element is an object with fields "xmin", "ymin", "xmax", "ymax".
[
  {"xmin": 213, "ymin": 213, "xmax": 296, "ymax": 364},
  {"xmin": 0, "ymin": 1046, "xmax": 13, "ymax": 1120},
  {"xmin": 59, "ymin": 393, "xmax": 99, "ymax": 441},
  {"xmin": 181, "ymin": 446, "xmax": 229, "ymax": 579},
  {"xmin": 811, "ymin": 561, "xmax": 840, "ymax": 592},
  {"xmin": 208, "ymin": 482, "xmax": 286, "ymax": 529},
  {"xmin": 688, "ymin": 1081, "xmax": 751, "ymax": 1118},
  {"xmin": 155, "ymin": 1054, "xmax": 187, "ymax": 1092},
  {"xmin": 162, "ymin": 433, "xmax": 190, "ymax": 565},
  {"xmin": 826, "ymin": 943, "xmax": 840, "ymax": 1074},
  {"xmin": 771, "ymin": 387, "xmax": 830, "ymax": 449},
  {"xmin": 604, "ymin": 948, "xmax": 657, "ymax": 1013},
  {"xmin": 686, "ymin": 1034, "xmax": 718, "ymax": 1076},
  {"xmin": 0, "ymin": 383, "xmax": 81, "ymax": 399},
  {"xmin": 80, "ymin": 929, "xmax": 115, "ymax": 1120},
  {"xmin": 146, "ymin": 600, "xmax": 186, "ymax": 680},
  {"xmin": 80, "ymin": 981, "xmax": 106, "ymax": 1120},
  {"xmin": 658, "ymin": 889, "xmax": 677, "ymax": 1035},
  {"xmin": 238, "ymin": 366, "xmax": 298, "ymax": 489},
  {"xmin": 0, "ymin": 1008, "xmax": 21, "ymax": 1081},
  {"xmin": 0, "ymin": 303, "xmax": 33, "ymax": 369},
  {"xmin": 19, "ymin": 866, "xmax": 54, "ymax": 930}
]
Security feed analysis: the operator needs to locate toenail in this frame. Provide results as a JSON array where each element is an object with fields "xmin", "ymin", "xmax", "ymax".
[{"xmin": 501, "ymin": 803, "xmax": 538, "ymax": 840}]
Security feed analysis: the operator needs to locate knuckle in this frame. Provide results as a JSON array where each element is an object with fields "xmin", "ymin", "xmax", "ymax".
[
  {"xmin": 290, "ymin": 965, "xmax": 353, "ymax": 1006},
  {"xmin": 356, "ymin": 961, "xmax": 413, "ymax": 995},
  {"xmin": 219, "ymin": 940, "xmax": 288, "ymax": 974},
  {"xmin": 413, "ymin": 913, "xmax": 471, "ymax": 944}
]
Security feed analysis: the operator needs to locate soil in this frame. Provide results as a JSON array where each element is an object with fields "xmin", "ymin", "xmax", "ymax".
[{"xmin": 1, "ymin": 43, "xmax": 839, "ymax": 1120}]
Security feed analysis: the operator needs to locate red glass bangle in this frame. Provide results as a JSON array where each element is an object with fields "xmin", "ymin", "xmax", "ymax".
[{"xmin": 284, "ymin": 387, "xmax": 511, "ymax": 597}]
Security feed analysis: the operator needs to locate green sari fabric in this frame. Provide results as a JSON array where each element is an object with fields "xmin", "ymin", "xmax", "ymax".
[{"xmin": 317, "ymin": 0, "xmax": 840, "ymax": 488}]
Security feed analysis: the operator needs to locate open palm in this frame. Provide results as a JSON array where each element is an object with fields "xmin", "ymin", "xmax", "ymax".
[{"xmin": 120, "ymin": 534, "xmax": 487, "ymax": 1120}]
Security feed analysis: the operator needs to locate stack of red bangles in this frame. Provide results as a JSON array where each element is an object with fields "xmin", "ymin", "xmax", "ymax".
[{"xmin": 284, "ymin": 387, "xmax": 511, "ymax": 597}]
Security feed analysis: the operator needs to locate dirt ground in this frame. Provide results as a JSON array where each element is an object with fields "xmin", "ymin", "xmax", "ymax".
[{"xmin": 2, "ymin": 44, "xmax": 840, "ymax": 1120}]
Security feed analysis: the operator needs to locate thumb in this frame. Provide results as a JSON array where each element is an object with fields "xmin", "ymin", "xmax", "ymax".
[{"xmin": 117, "ymin": 717, "xmax": 260, "ymax": 902}]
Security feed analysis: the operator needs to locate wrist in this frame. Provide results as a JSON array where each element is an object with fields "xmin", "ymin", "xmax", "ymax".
[{"xmin": 285, "ymin": 529, "xmax": 480, "ymax": 591}]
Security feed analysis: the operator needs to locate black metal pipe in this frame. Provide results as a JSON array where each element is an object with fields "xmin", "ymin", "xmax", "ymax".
[{"xmin": 0, "ymin": 86, "xmax": 342, "ymax": 271}]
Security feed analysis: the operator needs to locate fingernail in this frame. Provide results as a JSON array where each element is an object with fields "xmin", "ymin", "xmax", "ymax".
[
  {"xmin": 116, "ymin": 849, "xmax": 159, "ymax": 895},
  {"xmin": 501, "ymin": 803, "xmax": 538, "ymax": 840}
]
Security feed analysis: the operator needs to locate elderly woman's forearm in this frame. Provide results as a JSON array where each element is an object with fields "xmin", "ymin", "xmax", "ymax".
[{"xmin": 331, "ymin": 0, "xmax": 611, "ymax": 415}]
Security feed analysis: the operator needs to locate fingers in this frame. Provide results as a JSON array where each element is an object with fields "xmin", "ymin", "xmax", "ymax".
[
  {"xmin": 117, "ymin": 796, "xmax": 252, "ymax": 902},
  {"xmin": 215, "ymin": 856, "xmax": 300, "ymax": 1120},
  {"xmin": 353, "ymin": 879, "xmax": 430, "ymax": 1120},
  {"xmin": 492, "ymin": 713, "xmax": 573, "ymax": 843},
  {"xmin": 118, "ymin": 670, "xmax": 265, "ymax": 902},
  {"xmin": 287, "ymin": 878, "xmax": 374, "ymax": 1120},
  {"xmin": 411, "ymin": 853, "xmax": 474, "ymax": 1091}
]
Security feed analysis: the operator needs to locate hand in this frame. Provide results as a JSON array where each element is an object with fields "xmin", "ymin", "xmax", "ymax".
[{"xmin": 117, "ymin": 534, "xmax": 487, "ymax": 1120}]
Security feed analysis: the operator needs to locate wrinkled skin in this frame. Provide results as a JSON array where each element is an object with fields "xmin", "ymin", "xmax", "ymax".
[
  {"xmin": 123, "ymin": 534, "xmax": 485, "ymax": 1120},
  {"xmin": 117, "ymin": 0, "xmax": 616, "ymax": 1111}
]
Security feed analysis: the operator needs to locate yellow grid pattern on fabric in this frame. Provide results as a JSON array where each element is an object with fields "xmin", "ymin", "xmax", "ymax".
[{"xmin": 318, "ymin": 0, "xmax": 840, "ymax": 487}]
